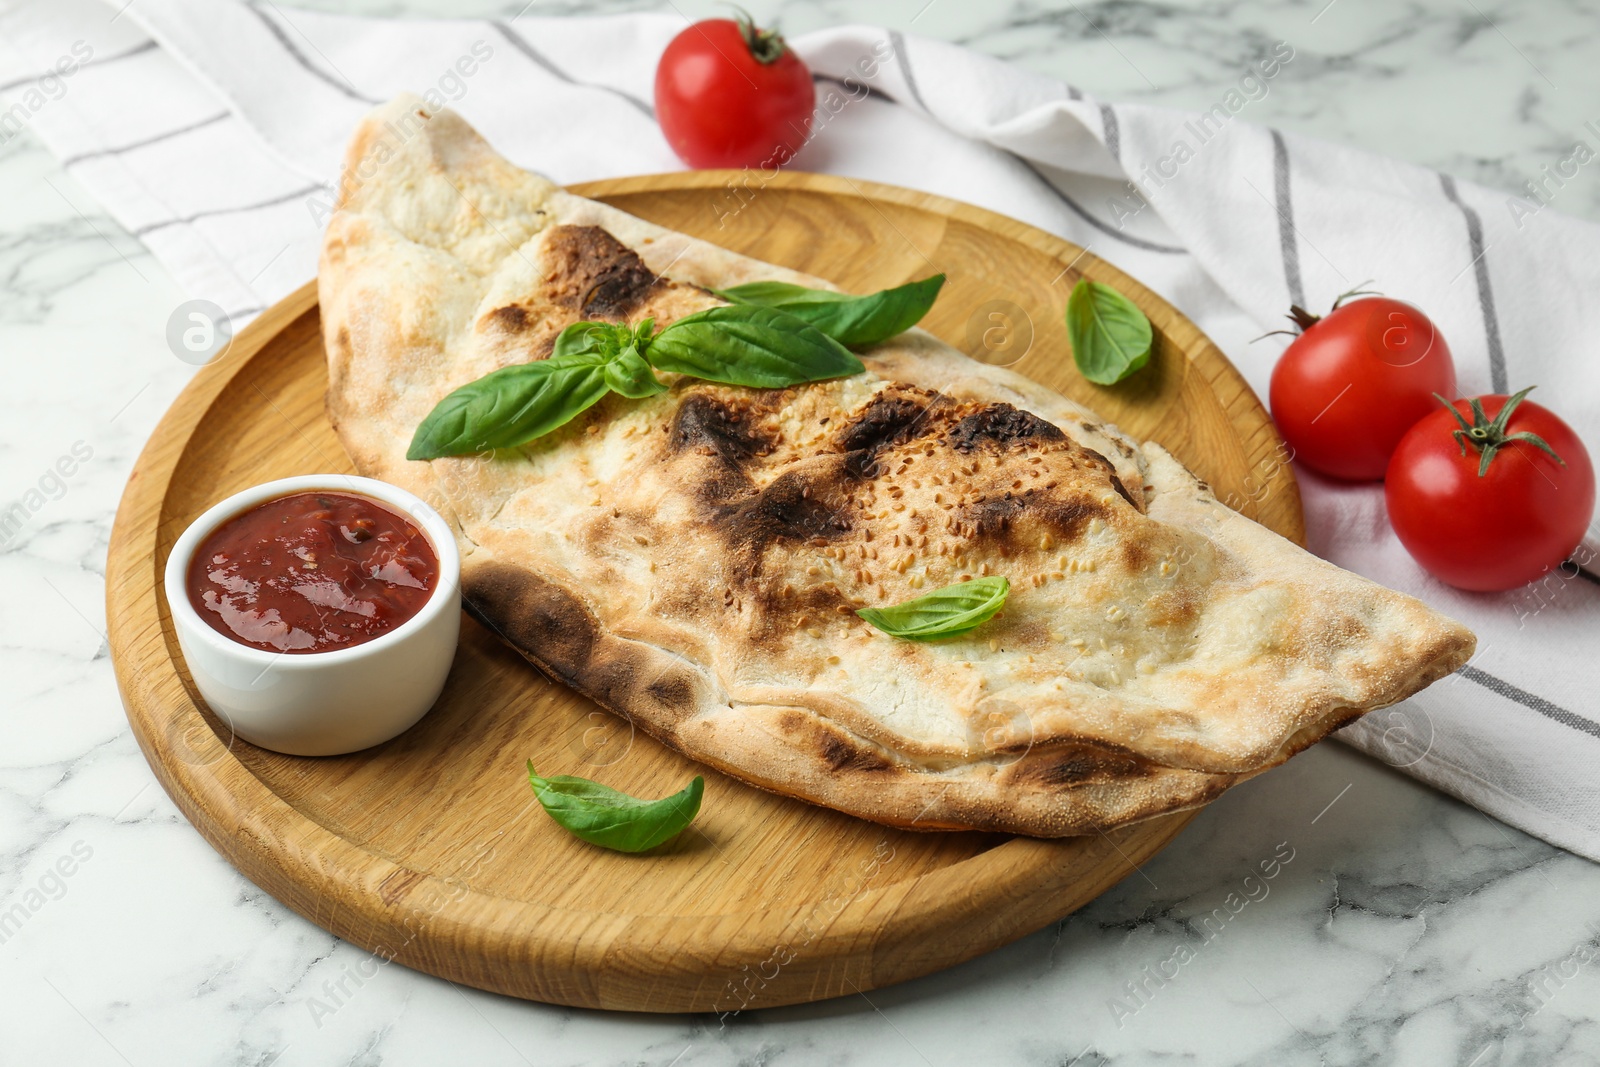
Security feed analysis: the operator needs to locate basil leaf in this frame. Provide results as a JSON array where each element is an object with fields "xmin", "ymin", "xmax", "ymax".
[
  {"xmin": 407, "ymin": 354, "xmax": 610, "ymax": 460},
  {"xmin": 1066, "ymin": 279, "xmax": 1153, "ymax": 385},
  {"xmin": 553, "ymin": 320, "xmax": 626, "ymax": 360},
  {"xmin": 604, "ymin": 347, "xmax": 667, "ymax": 398},
  {"xmin": 647, "ymin": 305, "xmax": 863, "ymax": 388},
  {"xmin": 856, "ymin": 576, "xmax": 1010, "ymax": 641},
  {"xmin": 713, "ymin": 274, "xmax": 946, "ymax": 348},
  {"xmin": 527, "ymin": 762, "xmax": 704, "ymax": 853}
]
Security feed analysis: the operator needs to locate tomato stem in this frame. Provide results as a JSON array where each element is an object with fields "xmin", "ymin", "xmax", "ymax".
[
  {"xmin": 728, "ymin": 5, "xmax": 788, "ymax": 64},
  {"xmin": 1435, "ymin": 385, "xmax": 1567, "ymax": 477},
  {"xmin": 1252, "ymin": 281, "xmax": 1381, "ymax": 342},
  {"xmin": 1329, "ymin": 279, "xmax": 1381, "ymax": 311}
]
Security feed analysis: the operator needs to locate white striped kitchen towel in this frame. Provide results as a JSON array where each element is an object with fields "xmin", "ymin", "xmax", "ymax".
[{"xmin": 4, "ymin": 0, "xmax": 1598, "ymax": 857}]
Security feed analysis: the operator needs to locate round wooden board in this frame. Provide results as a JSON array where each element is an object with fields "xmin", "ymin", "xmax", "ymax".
[{"xmin": 107, "ymin": 171, "xmax": 1302, "ymax": 1013}]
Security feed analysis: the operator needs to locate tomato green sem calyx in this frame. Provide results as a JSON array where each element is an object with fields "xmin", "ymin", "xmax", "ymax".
[
  {"xmin": 1255, "ymin": 280, "xmax": 1382, "ymax": 341},
  {"xmin": 731, "ymin": 6, "xmax": 788, "ymax": 64},
  {"xmin": 1436, "ymin": 386, "xmax": 1567, "ymax": 477}
]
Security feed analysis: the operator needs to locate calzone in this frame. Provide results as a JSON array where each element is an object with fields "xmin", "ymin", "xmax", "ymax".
[{"xmin": 319, "ymin": 97, "xmax": 1475, "ymax": 836}]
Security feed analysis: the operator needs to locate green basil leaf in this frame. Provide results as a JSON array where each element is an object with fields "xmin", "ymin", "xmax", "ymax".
[
  {"xmin": 647, "ymin": 305, "xmax": 863, "ymax": 388},
  {"xmin": 1066, "ymin": 279, "xmax": 1153, "ymax": 385},
  {"xmin": 527, "ymin": 762, "xmax": 704, "ymax": 853},
  {"xmin": 407, "ymin": 354, "xmax": 610, "ymax": 460},
  {"xmin": 856, "ymin": 576, "xmax": 1010, "ymax": 641},
  {"xmin": 604, "ymin": 346, "xmax": 667, "ymax": 398},
  {"xmin": 553, "ymin": 320, "xmax": 627, "ymax": 360},
  {"xmin": 713, "ymin": 274, "xmax": 946, "ymax": 349}
]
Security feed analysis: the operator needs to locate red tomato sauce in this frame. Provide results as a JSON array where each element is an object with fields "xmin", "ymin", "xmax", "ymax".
[{"xmin": 186, "ymin": 491, "xmax": 438, "ymax": 654}]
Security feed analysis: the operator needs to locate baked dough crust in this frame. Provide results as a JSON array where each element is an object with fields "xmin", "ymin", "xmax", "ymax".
[{"xmin": 319, "ymin": 97, "xmax": 1475, "ymax": 836}]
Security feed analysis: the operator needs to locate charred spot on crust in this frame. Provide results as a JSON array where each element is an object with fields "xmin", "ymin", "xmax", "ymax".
[
  {"xmin": 670, "ymin": 392, "xmax": 775, "ymax": 466},
  {"xmin": 464, "ymin": 562, "xmax": 598, "ymax": 684},
  {"xmin": 819, "ymin": 730, "xmax": 894, "ymax": 773},
  {"xmin": 721, "ymin": 469, "xmax": 851, "ymax": 549},
  {"xmin": 1014, "ymin": 743, "xmax": 1153, "ymax": 787},
  {"xmin": 645, "ymin": 674, "xmax": 695, "ymax": 713},
  {"xmin": 835, "ymin": 389, "xmax": 934, "ymax": 455},
  {"xmin": 544, "ymin": 224, "xmax": 663, "ymax": 320},
  {"xmin": 948, "ymin": 403, "xmax": 1065, "ymax": 453},
  {"xmin": 1033, "ymin": 755, "xmax": 1100, "ymax": 786},
  {"xmin": 587, "ymin": 654, "xmax": 703, "ymax": 724},
  {"xmin": 670, "ymin": 391, "xmax": 850, "ymax": 588},
  {"xmin": 772, "ymin": 710, "xmax": 892, "ymax": 773},
  {"xmin": 486, "ymin": 304, "xmax": 529, "ymax": 332},
  {"xmin": 962, "ymin": 495, "xmax": 1026, "ymax": 538},
  {"xmin": 466, "ymin": 562, "xmax": 704, "ymax": 725},
  {"xmin": 334, "ymin": 326, "xmax": 351, "ymax": 353},
  {"xmin": 1081, "ymin": 448, "xmax": 1138, "ymax": 509},
  {"xmin": 959, "ymin": 490, "xmax": 1103, "ymax": 542}
]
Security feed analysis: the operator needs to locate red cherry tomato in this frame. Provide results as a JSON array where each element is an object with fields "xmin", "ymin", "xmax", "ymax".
[
  {"xmin": 654, "ymin": 15, "xmax": 815, "ymax": 170},
  {"xmin": 1386, "ymin": 388, "xmax": 1595, "ymax": 591},
  {"xmin": 1268, "ymin": 296, "xmax": 1457, "ymax": 481}
]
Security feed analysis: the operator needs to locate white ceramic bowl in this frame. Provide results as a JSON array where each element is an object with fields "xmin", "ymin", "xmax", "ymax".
[{"xmin": 164, "ymin": 474, "xmax": 461, "ymax": 756}]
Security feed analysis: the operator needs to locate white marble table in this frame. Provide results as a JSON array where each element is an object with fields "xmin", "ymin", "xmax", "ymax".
[{"xmin": 4, "ymin": 2, "xmax": 1600, "ymax": 1065}]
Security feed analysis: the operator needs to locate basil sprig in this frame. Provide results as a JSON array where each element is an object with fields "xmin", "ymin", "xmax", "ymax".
[
  {"xmin": 406, "ymin": 354, "xmax": 612, "ymax": 460},
  {"xmin": 1066, "ymin": 279, "xmax": 1153, "ymax": 385},
  {"xmin": 856, "ymin": 576, "xmax": 1010, "ymax": 641},
  {"xmin": 713, "ymin": 274, "xmax": 946, "ymax": 349},
  {"xmin": 555, "ymin": 317, "xmax": 669, "ymax": 398},
  {"xmin": 647, "ymin": 305, "xmax": 862, "ymax": 387},
  {"xmin": 407, "ymin": 305, "xmax": 861, "ymax": 460},
  {"xmin": 527, "ymin": 762, "xmax": 704, "ymax": 853},
  {"xmin": 409, "ymin": 272, "xmax": 949, "ymax": 460}
]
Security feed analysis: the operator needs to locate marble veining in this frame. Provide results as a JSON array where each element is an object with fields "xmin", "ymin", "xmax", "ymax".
[{"xmin": 3, "ymin": 1, "xmax": 1600, "ymax": 1065}]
